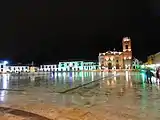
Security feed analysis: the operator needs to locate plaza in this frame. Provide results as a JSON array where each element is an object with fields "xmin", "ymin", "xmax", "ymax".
[{"xmin": 0, "ymin": 71, "xmax": 159, "ymax": 119}]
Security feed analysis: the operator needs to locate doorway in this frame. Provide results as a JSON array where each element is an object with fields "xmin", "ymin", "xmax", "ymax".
[
  {"xmin": 116, "ymin": 64, "xmax": 119, "ymax": 69},
  {"xmin": 108, "ymin": 63, "xmax": 112, "ymax": 69},
  {"xmin": 69, "ymin": 67, "xmax": 72, "ymax": 71}
]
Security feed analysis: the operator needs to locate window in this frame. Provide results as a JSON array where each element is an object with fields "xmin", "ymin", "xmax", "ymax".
[
  {"xmin": 116, "ymin": 60, "xmax": 119, "ymax": 62},
  {"xmin": 61, "ymin": 64, "xmax": 64, "ymax": 67},
  {"xmin": 1, "ymin": 65, "xmax": 3, "ymax": 68},
  {"xmin": 78, "ymin": 62, "xmax": 81, "ymax": 66},
  {"xmin": 125, "ymin": 45, "xmax": 128, "ymax": 49}
]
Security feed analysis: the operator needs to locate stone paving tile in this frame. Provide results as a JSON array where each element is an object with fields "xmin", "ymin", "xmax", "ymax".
[
  {"xmin": 0, "ymin": 116, "xmax": 8, "ymax": 120},
  {"xmin": 3, "ymin": 113, "xmax": 24, "ymax": 120},
  {"xmin": 60, "ymin": 108, "xmax": 87, "ymax": 119},
  {"xmin": 0, "ymin": 103, "xmax": 110, "ymax": 120},
  {"xmin": 0, "ymin": 106, "xmax": 53, "ymax": 120}
]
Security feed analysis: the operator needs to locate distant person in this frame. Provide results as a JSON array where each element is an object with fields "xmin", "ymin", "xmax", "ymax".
[
  {"xmin": 156, "ymin": 68, "xmax": 160, "ymax": 80},
  {"xmin": 146, "ymin": 69, "xmax": 153, "ymax": 84}
]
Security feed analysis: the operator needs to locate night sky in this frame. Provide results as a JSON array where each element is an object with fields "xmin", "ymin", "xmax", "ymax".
[{"xmin": 0, "ymin": 1, "xmax": 160, "ymax": 64}]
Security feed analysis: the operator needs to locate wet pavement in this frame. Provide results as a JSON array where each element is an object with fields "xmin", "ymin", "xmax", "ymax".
[{"xmin": 0, "ymin": 71, "xmax": 160, "ymax": 120}]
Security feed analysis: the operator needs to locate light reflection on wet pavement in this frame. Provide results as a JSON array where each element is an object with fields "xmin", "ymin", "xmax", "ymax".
[{"xmin": 0, "ymin": 71, "xmax": 160, "ymax": 120}]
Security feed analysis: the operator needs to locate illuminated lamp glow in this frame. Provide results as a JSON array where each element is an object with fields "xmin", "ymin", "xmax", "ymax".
[
  {"xmin": 105, "ymin": 57, "xmax": 109, "ymax": 60},
  {"xmin": 129, "ymin": 57, "xmax": 131, "ymax": 59},
  {"xmin": 110, "ymin": 56, "xmax": 113, "ymax": 60},
  {"xmin": 124, "ymin": 57, "xmax": 126, "ymax": 60},
  {"xmin": 123, "ymin": 37, "xmax": 130, "ymax": 41},
  {"xmin": 3, "ymin": 61, "xmax": 8, "ymax": 64}
]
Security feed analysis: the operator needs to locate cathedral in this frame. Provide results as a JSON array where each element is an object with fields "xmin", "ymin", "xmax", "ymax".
[{"xmin": 98, "ymin": 37, "xmax": 132, "ymax": 70}]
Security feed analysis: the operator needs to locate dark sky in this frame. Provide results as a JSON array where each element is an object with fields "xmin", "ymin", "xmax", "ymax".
[{"xmin": 0, "ymin": 0, "xmax": 160, "ymax": 64}]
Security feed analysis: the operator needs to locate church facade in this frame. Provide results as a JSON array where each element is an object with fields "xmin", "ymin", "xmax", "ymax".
[{"xmin": 98, "ymin": 37, "xmax": 132, "ymax": 70}]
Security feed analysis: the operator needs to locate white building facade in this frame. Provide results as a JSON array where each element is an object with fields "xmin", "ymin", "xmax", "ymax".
[
  {"xmin": 132, "ymin": 58, "xmax": 140, "ymax": 69},
  {"xmin": 0, "ymin": 61, "xmax": 8, "ymax": 73},
  {"xmin": 7, "ymin": 66, "xmax": 30, "ymax": 73},
  {"xmin": 83, "ymin": 62, "xmax": 97, "ymax": 70},
  {"xmin": 58, "ymin": 61, "xmax": 83, "ymax": 71},
  {"xmin": 39, "ymin": 61, "xmax": 98, "ymax": 72},
  {"xmin": 39, "ymin": 64, "xmax": 58, "ymax": 72}
]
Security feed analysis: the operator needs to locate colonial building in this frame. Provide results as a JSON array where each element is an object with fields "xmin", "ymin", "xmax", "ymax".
[
  {"xmin": 147, "ymin": 52, "xmax": 160, "ymax": 65},
  {"xmin": 39, "ymin": 61, "xmax": 98, "ymax": 72},
  {"xmin": 6, "ymin": 65, "xmax": 30, "ymax": 73},
  {"xmin": 132, "ymin": 58, "xmax": 140, "ymax": 69},
  {"xmin": 0, "ymin": 61, "xmax": 8, "ymax": 73},
  {"xmin": 98, "ymin": 37, "xmax": 132, "ymax": 70},
  {"xmin": 39, "ymin": 64, "xmax": 58, "ymax": 72}
]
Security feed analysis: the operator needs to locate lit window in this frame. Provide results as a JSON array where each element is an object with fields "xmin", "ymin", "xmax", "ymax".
[
  {"xmin": 78, "ymin": 62, "xmax": 81, "ymax": 66},
  {"xmin": 61, "ymin": 64, "xmax": 64, "ymax": 67}
]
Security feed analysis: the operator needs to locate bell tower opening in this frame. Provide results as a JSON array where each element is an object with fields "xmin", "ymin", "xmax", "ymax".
[
  {"xmin": 125, "ymin": 45, "xmax": 128, "ymax": 49},
  {"xmin": 122, "ymin": 37, "xmax": 131, "ymax": 52}
]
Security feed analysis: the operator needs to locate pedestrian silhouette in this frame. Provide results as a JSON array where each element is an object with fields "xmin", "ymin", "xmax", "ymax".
[
  {"xmin": 156, "ymin": 67, "xmax": 160, "ymax": 81},
  {"xmin": 146, "ymin": 69, "xmax": 153, "ymax": 84}
]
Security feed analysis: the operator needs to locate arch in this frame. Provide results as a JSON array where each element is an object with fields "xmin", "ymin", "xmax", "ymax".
[{"xmin": 133, "ymin": 66, "xmax": 136, "ymax": 69}]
